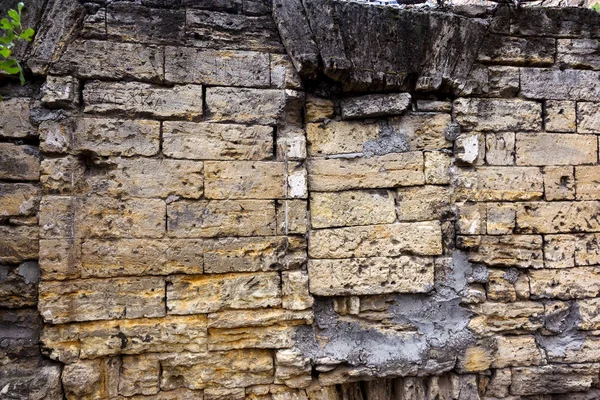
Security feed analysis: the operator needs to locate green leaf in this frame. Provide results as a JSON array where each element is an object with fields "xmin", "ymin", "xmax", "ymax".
[
  {"xmin": 0, "ymin": 18, "xmax": 12, "ymax": 30},
  {"xmin": 8, "ymin": 9, "xmax": 20, "ymax": 27},
  {"xmin": 0, "ymin": 47, "xmax": 11, "ymax": 59},
  {"xmin": 0, "ymin": 60, "xmax": 20, "ymax": 74},
  {"xmin": 19, "ymin": 28, "xmax": 34, "ymax": 41}
]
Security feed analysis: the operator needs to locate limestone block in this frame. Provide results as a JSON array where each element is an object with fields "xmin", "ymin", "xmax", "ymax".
[
  {"xmin": 492, "ymin": 335, "xmax": 543, "ymax": 368},
  {"xmin": 0, "ymin": 143, "xmax": 40, "ymax": 180},
  {"xmin": 308, "ymin": 222, "xmax": 442, "ymax": 259},
  {"xmin": 271, "ymin": 54, "xmax": 303, "ymax": 90},
  {"xmin": 454, "ymin": 133, "xmax": 484, "ymax": 165},
  {"xmin": 455, "ymin": 203, "xmax": 486, "ymax": 235},
  {"xmin": 308, "ymin": 153, "xmax": 424, "ymax": 191},
  {"xmin": 206, "ymin": 87, "xmax": 296, "ymax": 125},
  {"xmin": 276, "ymin": 349, "xmax": 312, "ymax": 389},
  {"xmin": 487, "ymin": 269, "xmax": 518, "ymax": 302},
  {"xmin": 388, "ymin": 112, "xmax": 452, "ymax": 151},
  {"xmin": 309, "ymin": 190, "xmax": 396, "ymax": 229},
  {"xmin": 42, "ymin": 315, "xmax": 207, "ymax": 363},
  {"xmin": 462, "ymin": 235, "xmax": 543, "ymax": 269},
  {"xmin": 83, "ymin": 81, "xmax": 203, "ymax": 119},
  {"xmin": 277, "ymin": 200, "xmax": 308, "ymax": 235},
  {"xmin": 424, "ymin": 151, "xmax": 451, "ymax": 185},
  {"xmin": 306, "ymin": 120, "xmax": 379, "ymax": 156},
  {"xmin": 521, "ymin": 68, "xmax": 600, "ymax": 101},
  {"xmin": 416, "ymin": 100, "xmax": 452, "ymax": 113},
  {"xmin": 557, "ymin": 39, "xmax": 600, "ymax": 71},
  {"xmin": 207, "ymin": 309, "xmax": 312, "ymax": 329},
  {"xmin": 205, "ymin": 387, "xmax": 245, "ymax": 400},
  {"xmin": 119, "ymin": 355, "xmax": 160, "ymax": 397},
  {"xmin": 42, "ymin": 76, "xmax": 80, "ymax": 107},
  {"xmin": 204, "ymin": 161, "xmax": 286, "ymax": 199},
  {"xmin": 79, "ymin": 197, "xmax": 166, "ymax": 239},
  {"xmin": 0, "ymin": 225, "xmax": 39, "ymax": 264},
  {"xmin": 106, "ymin": 3, "xmax": 185, "ymax": 44},
  {"xmin": 160, "ymin": 350, "xmax": 273, "ymax": 390},
  {"xmin": 81, "ymin": 7, "xmax": 106, "ymax": 39},
  {"xmin": 340, "ymin": 93, "xmax": 411, "ymax": 119},
  {"xmin": 277, "ymin": 127, "xmax": 307, "ymax": 161},
  {"xmin": 0, "ymin": 262, "xmax": 39, "ymax": 308},
  {"xmin": 282, "ymin": 270, "xmax": 313, "ymax": 311},
  {"xmin": 208, "ymin": 324, "xmax": 298, "ymax": 351},
  {"xmin": 574, "ymin": 234, "xmax": 600, "ymax": 266},
  {"xmin": 455, "ymin": 167, "xmax": 544, "ymax": 202},
  {"xmin": 516, "ymin": 201, "xmax": 600, "ymax": 234},
  {"xmin": 118, "ymin": 389, "xmax": 205, "ymax": 400},
  {"xmin": 486, "ymin": 203, "xmax": 516, "ymax": 235},
  {"xmin": 544, "ymin": 166, "xmax": 575, "ymax": 201},
  {"xmin": 185, "ymin": 9, "xmax": 283, "ymax": 52},
  {"xmin": 80, "ymin": 239, "xmax": 203, "ymax": 278},
  {"xmin": 577, "ymin": 102, "xmax": 600, "ymax": 133},
  {"xmin": 86, "ymin": 158, "xmax": 203, "ymax": 199},
  {"xmin": 203, "ymin": 236, "xmax": 306, "ymax": 273},
  {"xmin": 545, "ymin": 100, "xmax": 576, "ymax": 133},
  {"xmin": 578, "ymin": 298, "xmax": 600, "ymax": 330},
  {"xmin": 167, "ymin": 200, "xmax": 276, "ymax": 238},
  {"xmin": 510, "ymin": 8, "xmax": 600, "ymax": 37},
  {"xmin": 510, "ymin": 365, "xmax": 599, "ymax": 396},
  {"xmin": 308, "ymin": 256, "xmax": 434, "ymax": 296},
  {"xmin": 163, "ymin": 121, "xmax": 273, "ymax": 161},
  {"xmin": 486, "ymin": 369, "xmax": 511, "ymax": 399},
  {"xmin": 530, "ymin": 267, "xmax": 600, "ymax": 299},
  {"xmin": 39, "ymin": 196, "xmax": 75, "ymax": 239},
  {"xmin": 544, "ymin": 234, "xmax": 576, "ymax": 269},
  {"xmin": 38, "ymin": 121, "xmax": 71, "ymax": 154},
  {"xmin": 516, "ymin": 133, "xmax": 596, "ymax": 166},
  {"xmin": 485, "ymin": 132, "xmax": 515, "ymax": 165},
  {"xmin": 40, "ymin": 156, "xmax": 86, "ymax": 194},
  {"xmin": 39, "ymin": 277, "xmax": 165, "ymax": 324},
  {"xmin": 0, "ymin": 98, "xmax": 35, "ymax": 138},
  {"xmin": 51, "ymin": 40, "xmax": 164, "ymax": 81},
  {"xmin": 165, "ymin": 47, "xmax": 269, "ymax": 87},
  {"xmin": 549, "ymin": 336, "xmax": 600, "ymax": 364},
  {"xmin": 305, "ymin": 95, "xmax": 334, "ymax": 123},
  {"xmin": 397, "ymin": 186, "xmax": 451, "ymax": 222},
  {"xmin": 468, "ymin": 301, "xmax": 544, "ymax": 335},
  {"xmin": 167, "ymin": 272, "xmax": 281, "ymax": 314},
  {"xmin": 0, "ymin": 183, "xmax": 40, "ymax": 217},
  {"xmin": 453, "ymin": 98, "xmax": 542, "ymax": 132},
  {"xmin": 575, "ymin": 166, "xmax": 600, "ymax": 202},
  {"xmin": 62, "ymin": 358, "xmax": 120, "ymax": 400},
  {"xmin": 478, "ymin": 35, "xmax": 555, "ymax": 66}
]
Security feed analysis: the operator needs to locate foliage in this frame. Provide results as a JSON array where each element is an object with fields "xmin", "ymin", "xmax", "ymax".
[
  {"xmin": 592, "ymin": 2, "xmax": 600, "ymax": 12},
  {"xmin": 0, "ymin": 2, "xmax": 35, "ymax": 90}
]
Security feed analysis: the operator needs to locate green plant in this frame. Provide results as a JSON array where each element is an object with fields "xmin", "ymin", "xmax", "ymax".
[
  {"xmin": 0, "ymin": 2, "xmax": 34, "ymax": 88},
  {"xmin": 592, "ymin": 3, "xmax": 600, "ymax": 12}
]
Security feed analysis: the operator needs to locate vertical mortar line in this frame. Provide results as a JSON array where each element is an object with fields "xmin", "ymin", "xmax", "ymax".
[{"xmin": 541, "ymin": 100, "xmax": 547, "ymax": 132}]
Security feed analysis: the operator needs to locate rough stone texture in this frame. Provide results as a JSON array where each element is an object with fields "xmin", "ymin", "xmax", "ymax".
[
  {"xmin": 340, "ymin": 93, "xmax": 411, "ymax": 119},
  {"xmin": 515, "ymin": 133, "xmax": 597, "ymax": 166},
  {"xmin": 204, "ymin": 161, "xmax": 286, "ymax": 199},
  {"xmin": 0, "ymin": 143, "xmax": 40, "ymax": 181},
  {"xmin": 453, "ymin": 98, "xmax": 542, "ymax": 132},
  {"xmin": 0, "ymin": 98, "xmax": 35, "ymax": 138},
  {"xmin": 306, "ymin": 120, "xmax": 380, "ymax": 156}
]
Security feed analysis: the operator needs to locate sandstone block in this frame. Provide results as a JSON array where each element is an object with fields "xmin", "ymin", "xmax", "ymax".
[
  {"xmin": 487, "ymin": 269, "xmax": 519, "ymax": 302},
  {"xmin": 516, "ymin": 133, "xmax": 596, "ymax": 166},
  {"xmin": 557, "ymin": 39, "xmax": 600, "ymax": 70},
  {"xmin": 282, "ymin": 270, "xmax": 313, "ymax": 311},
  {"xmin": 521, "ymin": 68, "xmax": 600, "ymax": 101},
  {"xmin": 492, "ymin": 335, "xmax": 543, "ymax": 368},
  {"xmin": 530, "ymin": 267, "xmax": 600, "ymax": 299},
  {"xmin": 455, "ymin": 203, "xmax": 486, "ymax": 235},
  {"xmin": 203, "ymin": 236, "xmax": 306, "ymax": 273},
  {"xmin": 83, "ymin": 81, "xmax": 203, "ymax": 119},
  {"xmin": 308, "ymin": 256, "xmax": 434, "ymax": 296},
  {"xmin": 575, "ymin": 166, "xmax": 600, "ymax": 202},
  {"xmin": 0, "ymin": 225, "xmax": 39, "ymax": 264},
  {"xmin": 0, "ymin": 262, "xmax": 39, "ymax": 308},
  {"xmin": 39, "ymin": 196, "xmax": 75, "ymax": 239},
  {"xmin": 340, "ymin": 93, "xmax": 411, "ymax": 119},
  {"xmin": 206, "ymin": 88, "xmax": 297, "ymax": 125},
  {"xmin": 516, "ymin": 201, "xmax": 600, "ymax": 233},
  {"xmin": 388, "ymin": 113, "xmax": 452, "ymax": 151},
  {"xmin": 207, "ymin": 309, "xmax": 312, "ymax": 329},
  {"xmin": 165, "ymin": 47, "xmax": 269, "ymax": 87},
  {"xmin": 478, "ymin": 35, "xmax": 555, "ymax": 66},
  {"xmin": 204, "ymin": 161, "xmax": 286, "ymax": 199},
  {"xmin": 453, "ymin": 98, "xmax": 542, "ymax": 132},
  {"xmin": 454, "ymin": 133, "xmax": 484, "ymax": 165},
  {"xmin": 277, "ymin": 200, "xmax": 308, "ymax": 235},
  {"xmin": 544, "ymin": 234, "xmax": 576, "ymax": 269},
  {"xmin": 574, "ymin": 234, "xmax": 600, "ymax": 266},
  {"xmin": 167, "ymin": 200, "xmax": 276, "ymax": 238},
  {"xmin": 62, "ymin": 358, "xmax": 120, "ymax": 400},
  {"xmin": 39, "ymin": 239, "xmax": 81, "ymax": 280},
  {"xmin": 119, "ymin": 355, "xmax": 160, "ymax": 397},
  {"xmin": 271, "ymin": 54, "xmax": 303, "ymax": 90},
  {"xmin": 310, "ymin": 190, "xmax": 396, "ymax": 229},
  {"xmin": 81, "ymin": 239, "xmax": 203, "ymax": 278},
  {"xmin": 424, "ymin": 151, "xmax": 451, "ymax": 185},
  {"xmin": 305, "ymin": 95, "xmax": 335, "ymax": 123},
  {"xmin": 485, "ymin": 132, "xmax": 515, "ymax": 165},
  {"xmin": 106, "ymin": 3, "xmax": 185, "ymax": 44},
  {"xmin": 397, "ymin": 186, "xmax": 451, "ymax": 222},
  {"xmin": 306, "ymin": 120, "xmax": 379, "ymax": 156},
  {"xmin": 160, "ymin": 350, "xmax": 273, "ymax": 390},
  {"xmin": 461, "ymin": 235, "xmax": 543, "ymax": 269},
  {"xmin": 455, "ymin": 167, "xmax": 543, "ymax": 202},
  {"xmin": 39, "ymin": 277, "xmax": 165, "ymax": 324},
  {"xmin": 163, "ymin": 121, "xmax": 273, "ymax": 161},
  {"xmin": 208, "ymin": 324, "xmax": 298, "ymax": 351},
  {"xmin": 277, "ymin": 128, "xmax": 307, "ymax": 161},
  {"xmin": 308, "ymin": 153, "xmax": 424, "ymax": 191},
  {"xmin": 288, "ymin": 162, "xmax": 308, "ymax": 199},
  {"xmin": 42, "ymin": 76, "xmax": 80, "ymax": 107},
  {"xmin": 40, "ymin": 156, "xmax": 86, "ymax": 194},
  {"xmin": 0, "ymin": 98, "xmax": 35, "ymax": 138},
  {"xmin": 0, "ymin": 143, "xmax": 40, "ymax": 180},
  {"xmin": 275, "ymin": 349, "xmax": 312, "ymax": 388},
  {"xmin": 308, "ymin": 222, "xmax": 442, "ymax": 259},
  {"xmin": 51, "ymin": 40, "xmax": 164, "ymax": 81},
  {"xmin": 0, "ymin": 183, "xmax": 40, "ymax": 217},
  {"xmin": 545, "ymin": 100, "xmax": 576, "ymax": 133},
  {"xmin": 544, "ymin": 166, "xmax": 575, "ymax": 201},
  {"xmin": 468, "ymin": 301, "xmax": 544, "ymax": 335},
  {"xmin": 577, "ymin": 102, "xmax": 600, "ymax": 133},
  {"xmin": 578, "ymin": 298, "xmax": 600, "ymax": 330},
  {"xmin": 416, "ymin": 100, "xmax": 451, "ymax": 113},
  {"xmin": 510, "ymin": 365, "xmax": 599, "ymax": 396},
  {"xmin": 167, "ymin": 272, "xmax": 281, "ymax": 314},
  {"xmin": 486, "ymin": 203, "xmax": 516, "ymax": 235}
]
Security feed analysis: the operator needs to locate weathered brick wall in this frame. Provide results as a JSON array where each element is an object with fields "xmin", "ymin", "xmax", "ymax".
[{"xmin": 2, "ymin": 0, "xmax": 600, "ymax": 399}]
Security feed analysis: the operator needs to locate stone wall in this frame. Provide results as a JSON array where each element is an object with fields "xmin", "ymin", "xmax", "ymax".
[{"xmin": 2, "ymin": 0, "xmax": 600, "ymax": 399}]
